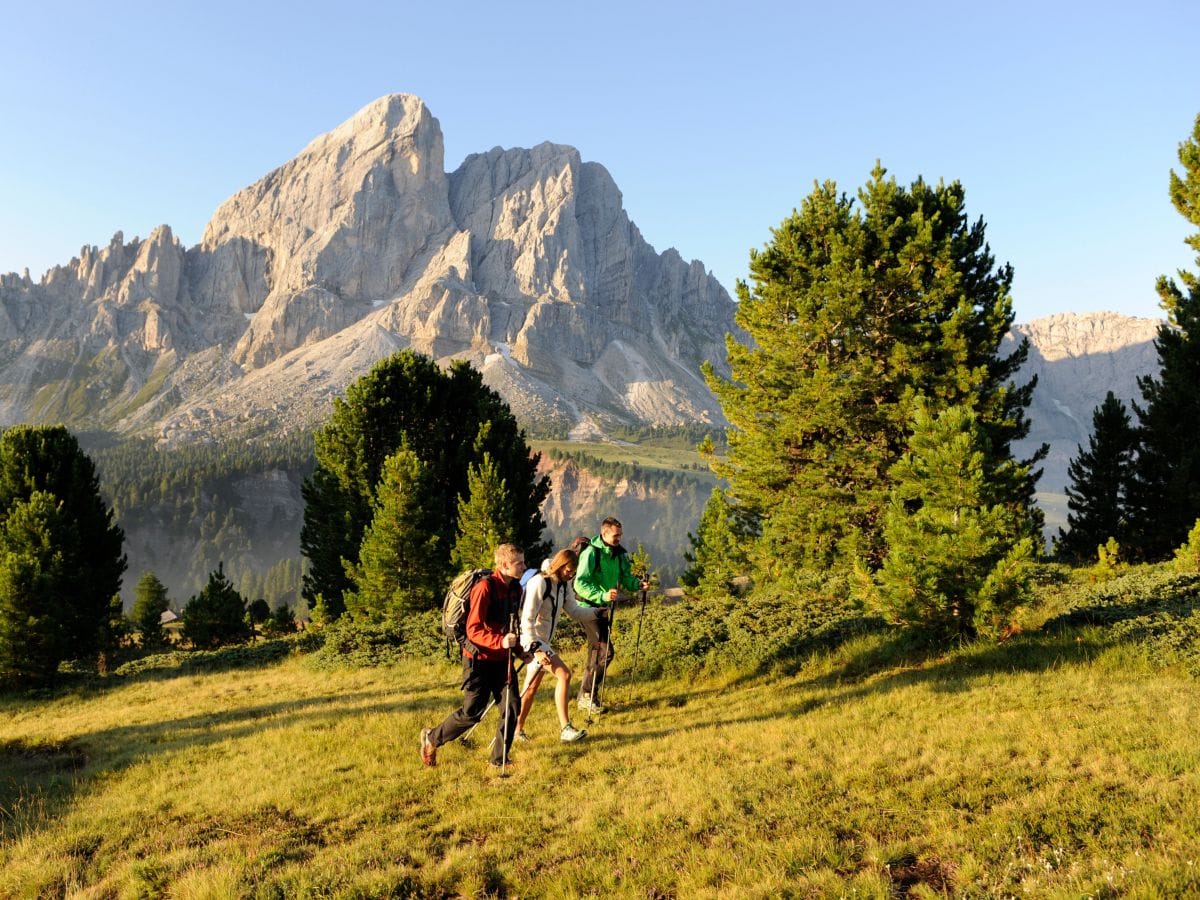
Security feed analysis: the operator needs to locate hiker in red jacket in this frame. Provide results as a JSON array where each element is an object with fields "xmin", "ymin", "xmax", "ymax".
[{"xmin": 420, "ymin": 543, "xmax": 525, "ymax": 769}]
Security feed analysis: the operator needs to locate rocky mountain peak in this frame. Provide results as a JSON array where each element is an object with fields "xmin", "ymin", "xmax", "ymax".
[{"xmin": 0, "ymin": 95, "xmax": 737, "ymax": 442}]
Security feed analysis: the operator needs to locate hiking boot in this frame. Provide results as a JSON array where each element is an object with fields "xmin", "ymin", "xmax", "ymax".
[
  {"xmin": 577, "ymin": 697, "xmax": 605, "ymax": 714},
  {"xmin": 515, "ymin": 730, "xmax": 531, "ymax": 743},
  {"xmin": 560, "ymin": 723, "xmax": 586, "ymax": 743},
  {"xmin": 419, "ymin": 728, "xmax": 437, "ymax": 767}
]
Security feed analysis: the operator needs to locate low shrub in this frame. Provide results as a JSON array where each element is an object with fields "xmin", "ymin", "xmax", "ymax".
[
  {"xmin": 633, "ymin": 575, "xmax": 879, "ymax": 678},
  {"xmin": 307, "ymin": 609, "xmax": 446, "ymax": 669},
  {"xmin": 112, "ymin": 639, "xmax": 298, "ymax": 678},
  {"xmin": 1042, "ymin": 566, "xmax": 1200, "ymax": 674}
]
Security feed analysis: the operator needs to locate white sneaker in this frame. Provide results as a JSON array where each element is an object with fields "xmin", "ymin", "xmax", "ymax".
[
  {"xmin": 560, "ymin": 723, "xmax": 587, "ymax": 742},
  {"xmin": 577, "ymin": 697, "xmax": 605, "ymax": 714}
]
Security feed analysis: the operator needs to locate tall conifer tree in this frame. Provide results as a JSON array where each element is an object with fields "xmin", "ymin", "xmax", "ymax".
[
  {"xmin": 451, "ymin": 453, "xmax": 515, "ymax": 572},
  {"xmin": 0, "ymin": 493, "xmax": 76, "ymax": 688},
  {"xmin": 703, "ymin": 166, "xmax": 1041, "ymax": 591},
  {"xmin": 0, "ymin": 425, "xmax": 126, "ymax": 685},
  {"xmin": 1055, "ymin": 392, "xmax": 1136, "ymax": 562},
  {"xmin": 131, "ymin": 571, "xmax": 171, "ymax": 649},
  {"xmin": 301, "ymin": 351, "xmax": 549, "ymax": 617},
  {"xmin": 1127, "ymin": 113, "xmax": 1200, "ymax": 559},
  {"xmin": 861, "ymin": 403, "xmax": 1035, "ymax": 641},
  {"xmin": 344, "ymin": 449, "xmax": 441, "ymax": 622}
]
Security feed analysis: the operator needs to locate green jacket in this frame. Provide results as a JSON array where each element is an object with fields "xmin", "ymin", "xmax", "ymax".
[{"xmin": 573, "ymin": 535, "xmax": 639, "ymax": 607}]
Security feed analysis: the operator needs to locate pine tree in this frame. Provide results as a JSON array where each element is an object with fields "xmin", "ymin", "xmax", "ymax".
[
  {"xmin": 131, "ymin": 571, "xmax": 171, "ymax": 650},
  {"xmin": 0, "ymin": 493, "xmax": 76, "ymax": 689},
  {"xmin": 703, "ymin": 166, "xmax": 1041, "ymax": 593},
  {"xmin": 1054, "ymin": 392, "xmax": 1137, "ymax": 562},
  {"xmin": 0, "ymin": 425, "xmax": 126, "ymax": 676},
  {"xmin": 681, "ymin": 488, "xmax": 751, "ymax": 595},
  {"xmin": 1127, "ymin": 112, "xmax": 1200, "ymax": 559},
  {"xmin": 344, "ymin": 449, "xmax": 441, "ymax": 622},
  {"xmin": 860, "ymin": 403, "xmax": 1035, "ymax": 642},
  {"xmin": 451, "ymin": 453, "xmax": 514, "ymax": 572},
  {"xmin": 301, "ymin": 351, "xmax": 549, "ymax": 618},
  {"xmin": 182, "ymin": 563, "xmax": 249, "ymax": 649}
]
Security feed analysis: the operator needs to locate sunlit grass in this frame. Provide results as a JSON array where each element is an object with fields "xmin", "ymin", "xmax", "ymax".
[{"xmin": 2, "ymin": 626, "xmax": 1200, "ymax": 896}]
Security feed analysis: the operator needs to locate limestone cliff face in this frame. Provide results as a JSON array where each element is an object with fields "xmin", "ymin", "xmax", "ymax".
[
  {"xmin": 0, "ymin": 94, "xmax": 736, "ymax": 441},
  {"xmin": 536, "ymin": 455, "xmax": 714, "ymax": 578},
  {"xmin": 1008, "ymin": 311, "xmax": 1163, "ymax": 499}
]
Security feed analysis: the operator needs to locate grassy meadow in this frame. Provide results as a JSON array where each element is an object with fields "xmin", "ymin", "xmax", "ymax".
[{"xmin": 3, "ymin": 569, "xmax": 1200, "ymax": 897}]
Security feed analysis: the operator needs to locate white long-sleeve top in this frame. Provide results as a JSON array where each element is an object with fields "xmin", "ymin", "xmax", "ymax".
[{"xmin": 520, "ymin": 560, "xmax": 597, "ymax": 654}]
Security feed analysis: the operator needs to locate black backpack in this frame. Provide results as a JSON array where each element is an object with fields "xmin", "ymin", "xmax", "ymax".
[{"xmin": 442, "ymin": 568, "xmax": 491, "ymax": 650}]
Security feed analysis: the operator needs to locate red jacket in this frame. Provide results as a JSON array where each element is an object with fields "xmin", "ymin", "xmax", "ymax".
[{"xmin": 464, "ymin": 570, "xmax": 521, "ymax": 661}]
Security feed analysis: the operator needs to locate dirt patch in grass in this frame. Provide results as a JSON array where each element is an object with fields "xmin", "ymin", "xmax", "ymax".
[{"xmin": 885, "ymin": 854, "xmax": 957, "ymax": 896}]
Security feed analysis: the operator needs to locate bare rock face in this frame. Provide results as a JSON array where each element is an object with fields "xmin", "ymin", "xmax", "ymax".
[
  {"xmin": 0, "ymin": 94, "xmax": 737, "ymax": 441},
  {"xmin": 0, "ymin": 226, "xmax": 192, "ymax": 426},
  {"xmin": 1008, "ymin": 311, "xmax": 1163, "ymax": 532}
]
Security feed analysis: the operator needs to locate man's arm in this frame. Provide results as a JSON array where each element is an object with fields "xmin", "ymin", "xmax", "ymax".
[
  {"xmin": 572, "ymin": 546, "xmax": 608, "ymax": 607},
  {"xmin": 465, "ymin": 579, "xmax": 506, "ymax": 652}
]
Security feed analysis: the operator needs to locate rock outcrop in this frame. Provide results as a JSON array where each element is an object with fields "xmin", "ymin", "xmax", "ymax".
[
  {"xmin": 0, "ymin": 94, "xmax": 736, "ymax": 442},
  {"xmin": 1006, "ymin": 311, "xmax": 1163, "ymax": 533}
]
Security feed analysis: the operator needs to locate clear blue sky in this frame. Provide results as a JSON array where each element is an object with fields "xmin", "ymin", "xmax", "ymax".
[{"xmin": 2, "ymin": 0, "xmax": 1197, "ymax": 323}]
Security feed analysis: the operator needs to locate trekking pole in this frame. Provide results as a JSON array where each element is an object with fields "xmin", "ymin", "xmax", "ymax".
[
  {"xmin": 462, "ymin": 699, "xmax": 496, "ymax": 744},
  {"xmin": 624, "ymin": 588, "xmax": 649, "ymax": 703},
  {"xmin": 485, "ymin": 656, "xmax": 525, "ymax": 753},
  {"xmin": 500, "ymin": 607, "xmax": 517, "ymax": 775}
]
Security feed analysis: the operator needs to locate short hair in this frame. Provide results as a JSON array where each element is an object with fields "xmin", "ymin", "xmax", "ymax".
[
  {"xmin": 601, "ymin": 517, "xmax": 622, "ymax": 530},
  {"xmin": 494, "ymin": 543, "xmax": 524, "ymax": 567},
  {"xmin": 549, "ymin": 548, "xmax": 578, "ymax": 579}
]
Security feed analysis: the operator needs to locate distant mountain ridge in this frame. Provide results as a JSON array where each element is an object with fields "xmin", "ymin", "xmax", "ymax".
[
  {"xmin": 1006, "ymin": 311, "xmax": 1163, "ymax": 534},
  {"xmin": 0, "ymin": 97, "xmax": 1166, "ymax": 533},
  {"xmin": 0, "ymin": 94, "xmax": 735, "ymax": 443}
]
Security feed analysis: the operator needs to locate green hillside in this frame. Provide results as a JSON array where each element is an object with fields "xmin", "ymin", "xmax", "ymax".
[{"xmin": 3, "ymin": 566, "xmax": 1200, "ymax": 897}]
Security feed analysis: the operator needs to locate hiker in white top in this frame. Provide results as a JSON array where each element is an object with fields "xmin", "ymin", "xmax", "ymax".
[{"xmin": 516, "ymin": 548, "xmax": 592, "ymax": 743}]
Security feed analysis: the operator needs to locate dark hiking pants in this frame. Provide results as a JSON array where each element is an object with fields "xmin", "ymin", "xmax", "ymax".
[
  {"xmin": 578, "ymin": 613, "xmax": 615, "ymax": 703},
  {"xmin": 430, "ymin": 656, "xmax": 519, "ymax": 765}
]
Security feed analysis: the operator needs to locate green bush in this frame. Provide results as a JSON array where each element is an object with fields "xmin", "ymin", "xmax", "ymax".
[
  {"xmin": 1173, "ymin": 519, "xmax": 1200, "ymax": 573},
  {"xmin": 1043, "ymin": 567, "xmax": 1200, "ymax": 675},
  {"xmin": 634, "ymin": 575, "xmax": 878, "ymax": 678},
  {"xmin": 307, "ymin": 609, "xmax": 446, "ymax": 669},
  {"xmin": 112, "ymin": 638, "xmax": 301, "ymax": 678}
]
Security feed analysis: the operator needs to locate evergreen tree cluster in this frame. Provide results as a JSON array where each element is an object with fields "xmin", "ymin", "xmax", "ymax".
[
  {"xmin": 1059, "ymin": 113, "xmax": 1200, "ymax": 563},
  {"xmin": 690, "ymin": 164, "xmax": 1042, "ymax": 641},
  {"xmin": 91, "ymin": 434, "xmax": 313, "ymax": 603},
  {"xmin": 542, "ymin": 446, "xmax": 716, "ymax": 481},
  {"xmin": 301, "ymin": 351, "xmax": 550, "ymax": 624},
  {"xmin": 0, "ymin": 425, "xmax": 127, "ymax": 688},
  {"xmin": 236, "ymin": 558, "xmax": 305, "ymax": 618}
]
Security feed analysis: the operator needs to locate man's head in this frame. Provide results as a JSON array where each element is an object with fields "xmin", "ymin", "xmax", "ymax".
[
  {"xmin": 494, "ymin": 543, "xmax": 526, "ymax": 581},
  {"xmin": 600, "ymin": 517, "xmax": 623, "ymax": 548}
]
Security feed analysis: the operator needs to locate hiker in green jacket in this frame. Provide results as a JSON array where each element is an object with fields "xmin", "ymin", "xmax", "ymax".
[{"xmin": 572, "ymin": 517, "xmax": 648, "ymax": 713}]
